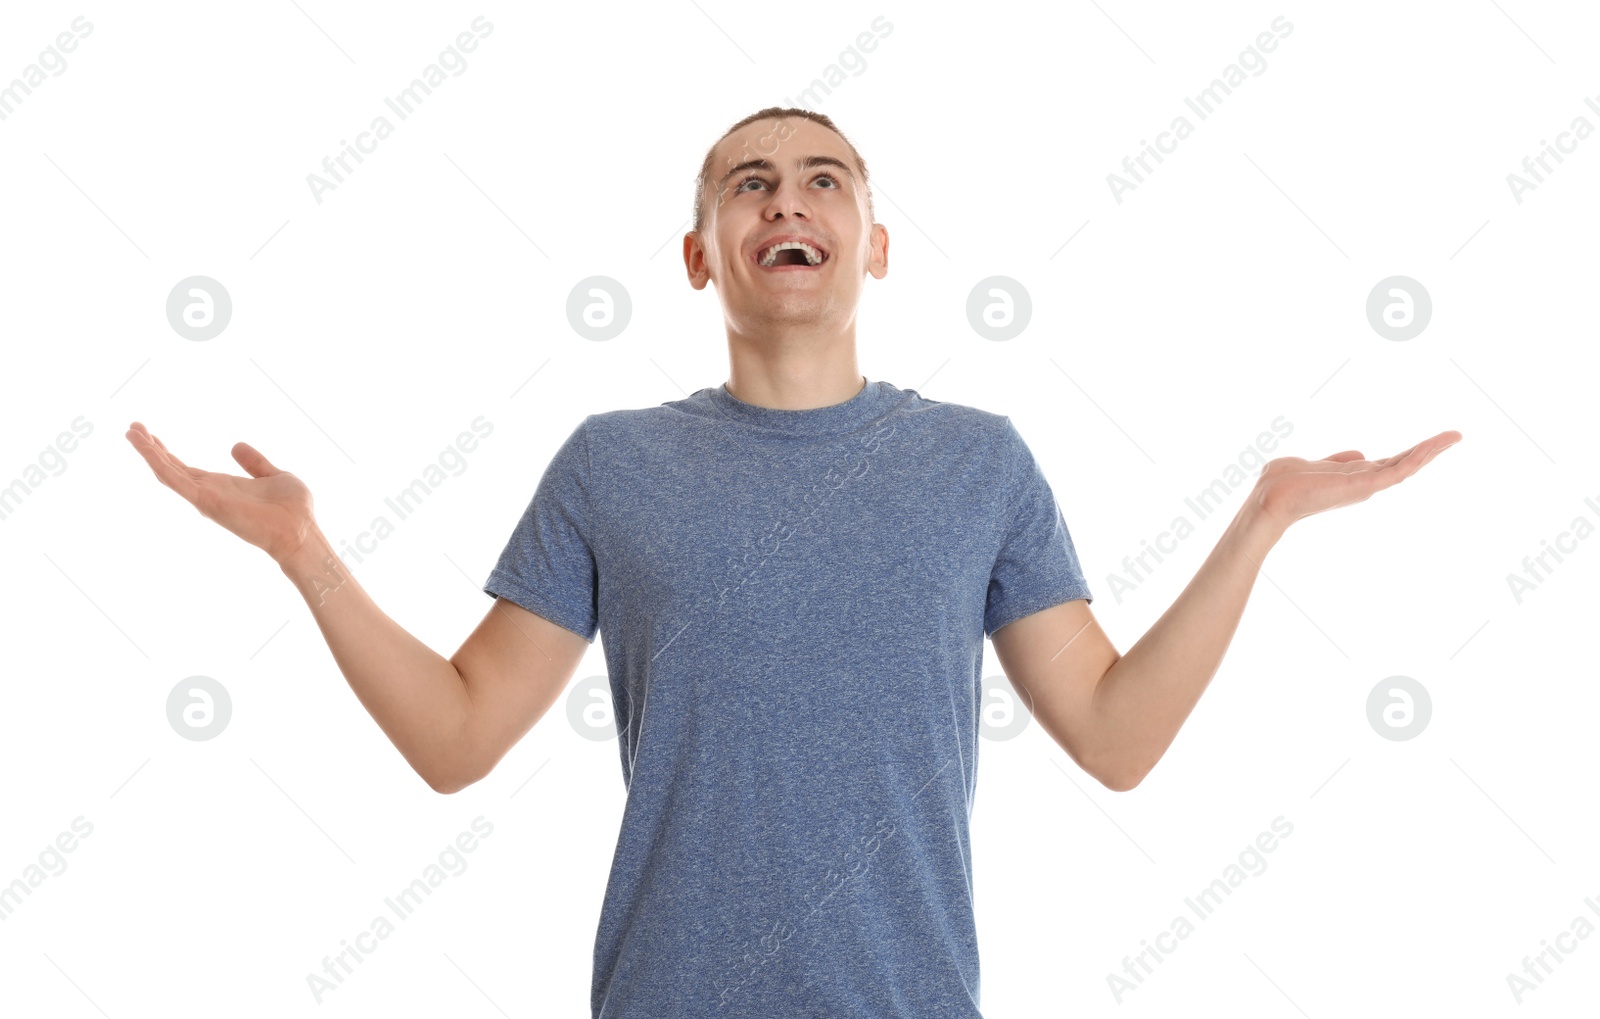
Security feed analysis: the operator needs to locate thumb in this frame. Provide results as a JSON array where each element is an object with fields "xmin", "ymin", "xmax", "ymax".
[
  {"xmin": 231, "ymin": 441, "xmax": 280, "ymax": 478},
  {"xmin": 1323, "ymin": 450, "xmax": 1364, "ymax": 463}
]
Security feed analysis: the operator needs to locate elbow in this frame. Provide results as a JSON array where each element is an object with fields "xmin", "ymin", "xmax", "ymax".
[
  {"xmin": 1064, "ymin": 741, "xmax": 1146, "ymax": 793},
  {"xmin": 1094, "ymin": 755, "xmax": 1150, "ymax": 793},
  {"xmin": 427, "ymin": 773, "xmax": 475, "ymax": 795},
  {"xmin": 1100, "ymin": 770, "xmax": 1144, "ymax": 793},
  {"xmin": 425, "ymin": 759, "xmax": 483, "ymax": 796},
  {"xmin": 1086, "ymin": 738, "xmax": 1157, "ymax": 792}
]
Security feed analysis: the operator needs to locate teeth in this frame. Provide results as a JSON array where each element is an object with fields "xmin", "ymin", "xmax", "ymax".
[{"xmin": 759, "ymin": 241, "xmax": 824, "ymax": 267}]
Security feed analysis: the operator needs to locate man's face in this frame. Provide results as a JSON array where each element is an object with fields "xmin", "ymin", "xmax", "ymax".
[{"xmin": 684, "ymin": 117, "xmax": 888, "ymax": 336}]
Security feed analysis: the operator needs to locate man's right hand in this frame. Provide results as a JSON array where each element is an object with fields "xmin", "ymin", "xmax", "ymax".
[
  {"xmin": 125, "ymin": 421, "xmax": 317, "ymax": 566},
  {"xmin": 124, "ymin": 419, "xmax": 590, "ymax": 794}
]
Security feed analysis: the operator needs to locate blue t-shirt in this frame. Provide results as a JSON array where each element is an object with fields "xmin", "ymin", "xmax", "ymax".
[{"xmin": 484, "ymin": 379, "xmax": 1092, "ymax": 1018}]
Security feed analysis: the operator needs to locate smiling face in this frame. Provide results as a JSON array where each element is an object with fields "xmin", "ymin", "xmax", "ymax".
[{"xmin": 684, "ymin": 117, "xmax": 888, "ymax": 339}]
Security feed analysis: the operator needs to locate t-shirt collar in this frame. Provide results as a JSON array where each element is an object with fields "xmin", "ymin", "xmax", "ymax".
[{"xmin": 703, "ymin": 377, "xmax": 893, "ymax": 438}]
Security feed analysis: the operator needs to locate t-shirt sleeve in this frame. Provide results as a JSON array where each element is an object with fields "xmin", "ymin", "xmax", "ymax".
[
  {"xmin": 984, "ymin": 419, "xmax": 1093, "ymax": 638},
  {"xmin": 483, "ymin": 417, "xmax": 600, "ymax": 643}
]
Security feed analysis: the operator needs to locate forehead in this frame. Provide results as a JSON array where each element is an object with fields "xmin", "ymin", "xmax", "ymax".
[{"xmin": 710, "ymin": 117, "xmax": 853, "ymax": 176}]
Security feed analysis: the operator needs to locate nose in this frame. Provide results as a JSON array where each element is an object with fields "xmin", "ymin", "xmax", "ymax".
[{"xmin": 763, "ymin": 178, "xmax": 812, "ymax": 221}]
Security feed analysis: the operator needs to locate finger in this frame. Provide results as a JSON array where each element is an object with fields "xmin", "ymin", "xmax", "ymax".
[
  {"xmin": 126, "ymin": 424, "xmax": 203, "ymax": 502},
  {"xmin": 131, "ymin": 421, "xmax": 173, "ymax": 456},
  {"xmin": 1380, "ymin": 431, "xmax": 1460, "ymax": 470},
  {"xmin": 126, "ymin": 424, "xmax": 176, "ymax": 473},
  {"xmin": 126, "ymin": 422, "xmax": 167, "ymax": 463},
  {"xmin": 231, "ymin": 441, "xmax": 280, "ymax": 479},
  {"xmin": 1372, "ymin": 433, "xmax": 1458, "ymax": 487},
  {"xmin": 1375, "ymin": 442, "xmax": 1421, "ymax": 468},
  {"xmin": 146, "ymin": 428, "xmax": 194, "ymax": 472},
  {"xmin": 1323, "ymin": 450, "xmax": 1364, "ymax": 463},
  {"xmin": 129, "ymin": 421, "xmax": 171, "ymax": 458},
  {"xmin": 1415, "ymin": 440, "xmax": 1457, "ymax": 470}
]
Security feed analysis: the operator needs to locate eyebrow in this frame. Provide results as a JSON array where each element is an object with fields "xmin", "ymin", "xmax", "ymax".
[{"xmin": 717, "ymin": 155, "xmax": 855, "ymax": 189}]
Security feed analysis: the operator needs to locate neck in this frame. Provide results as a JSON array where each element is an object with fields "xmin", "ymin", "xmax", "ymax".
[{"xmin": 723, "ymin": 327, "xmax": 864, "ymax": 410}]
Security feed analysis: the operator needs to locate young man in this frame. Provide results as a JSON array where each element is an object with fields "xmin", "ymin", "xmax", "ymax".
[{"xmin": 125, "ymin": 107, "xmax": 1459, "ymax": 1017}]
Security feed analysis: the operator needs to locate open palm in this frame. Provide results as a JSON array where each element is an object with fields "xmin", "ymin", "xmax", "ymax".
[
  {"xmin": 1254, "ymin": 429, "xmax": 1462, "ymax": 531},
  {"xmin": 125, "ymin": 421, "xmax": 316, "ymax": 564}
]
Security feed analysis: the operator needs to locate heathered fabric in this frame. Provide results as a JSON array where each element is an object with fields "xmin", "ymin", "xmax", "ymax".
[{"xmin": 483, "ymin": 379, "xmax": 1093, "ymax": 1018}]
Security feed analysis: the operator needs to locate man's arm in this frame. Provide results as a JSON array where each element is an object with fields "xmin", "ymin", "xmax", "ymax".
[
  {"xmin": 991, "ymin": 500, "xmax": 1279, "ymax": 792},
  {"xmin": 125, "ymin": 422, "xmax": 589, "ymax": 795},
  {"xmin": 991, "ymin": 432, "xmax": 1459, "ymax": 792},
  {"xmin": 281, "ymin": 532, "xmax": 590, "ymax": 794},
  {"xmin": 449, "ymin": 594, "xmax": 592, "ymax": 791}
]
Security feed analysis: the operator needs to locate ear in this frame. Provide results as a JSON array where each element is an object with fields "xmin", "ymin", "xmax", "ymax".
[
  {"xmin": 866, "ymin": 222, "xmax": 889, "ymax": 280},
  {"xmin": 684, "ymin": 231, "xmax": 712, "ymax": 290}
]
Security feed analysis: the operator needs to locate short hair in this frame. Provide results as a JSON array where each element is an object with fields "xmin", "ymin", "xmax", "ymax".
[{"xmin": 692, "ymin": 106, "xmax": 874, "ymax": 233}]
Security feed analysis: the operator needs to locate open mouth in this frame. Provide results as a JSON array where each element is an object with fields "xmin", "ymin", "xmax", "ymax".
[{"xmin": 754, "ymin": 240, "xmax": 828, "ymax": 270}]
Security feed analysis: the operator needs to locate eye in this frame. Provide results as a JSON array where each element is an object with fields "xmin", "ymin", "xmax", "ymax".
[{"xmin": 732, "ymin": 173, "xmax": 843, "ymax": 194}]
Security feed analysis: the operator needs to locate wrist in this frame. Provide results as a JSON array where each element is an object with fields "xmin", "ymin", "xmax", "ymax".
[
  {"xmin": 277, "ymin": 527, "xmax": 349, "ymax": 601},
  {"xmin": 1232, "ymin": 490, "xmax": 1289, "ymax": 562}
]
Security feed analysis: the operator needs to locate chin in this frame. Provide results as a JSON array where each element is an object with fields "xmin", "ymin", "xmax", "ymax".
[{"xmin": 762, "ymin": 296, "xmax": 834, "ymax": 321}]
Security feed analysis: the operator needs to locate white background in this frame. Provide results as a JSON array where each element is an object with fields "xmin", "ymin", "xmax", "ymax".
[{"xmin": 1, "ymin": 1, "xmax": 1596, "ymax": 1015}]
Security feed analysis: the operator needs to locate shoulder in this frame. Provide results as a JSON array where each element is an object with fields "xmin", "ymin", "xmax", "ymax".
[
  {"xmin": 579, "ymin": 404, "xmax": 682, "ymax": 438},
  {"xmin": 573, "ymin": 405, "xmax": 700, "ymax": 467},
  {"xmin": 884, "ymin": 386, "xmax": 1015, "ymax": 439}
]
